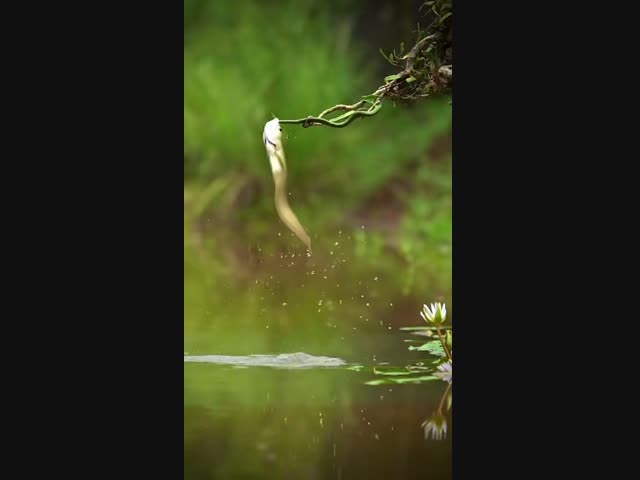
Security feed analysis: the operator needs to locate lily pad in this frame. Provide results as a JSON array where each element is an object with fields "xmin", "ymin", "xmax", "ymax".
[
  {"xmin": 365, "ymin": 375, "xmax": 439, "ymax": 386},
  {"xmin": 408, "ymin": 340, "xmax": 445, "ymax": 356}
]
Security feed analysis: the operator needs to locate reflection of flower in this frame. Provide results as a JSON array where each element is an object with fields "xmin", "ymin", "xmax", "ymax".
[
  {"xmin": 422, "ymin": 412, "xmax": 447, "ymax": 440},
  {"xmin": 433, "ymin": 361, "xmax": 452, "ymax": 383},
  {"xmin": 421, "ymin": 302, "xmax": 447, "ymax": 325}
]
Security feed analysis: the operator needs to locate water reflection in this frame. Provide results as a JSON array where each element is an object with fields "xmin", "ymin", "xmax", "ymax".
[
  {"xmin": 422, "ymin": 382, "xmax": 452, "ymax": 441},
  {"xmin": 185, "ymin": 230, "xmax": 451, "ymax": 479},
  {"xmin": 185, "ymin": 364, "xmax": 452, "ymax": 479}
]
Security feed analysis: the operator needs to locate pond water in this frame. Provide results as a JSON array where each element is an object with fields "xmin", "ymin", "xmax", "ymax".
[{"xmin": 184, "ymin": 229, "xmax": 451, "ymax": 479}]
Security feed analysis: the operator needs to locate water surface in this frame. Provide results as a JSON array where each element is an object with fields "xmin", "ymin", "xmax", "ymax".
[{"xmin": 185, "ymin": 231, "xmax": 451, "ymax": 479}]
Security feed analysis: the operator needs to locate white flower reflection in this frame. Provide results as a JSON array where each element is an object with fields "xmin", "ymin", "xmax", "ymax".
[
  {"xmin": 433, "ymin": 361, "xmax": 452, "ymax": 383},
  {"xmin": 422, "ymin": 413, "xmax": 447, "ymax": 440}
]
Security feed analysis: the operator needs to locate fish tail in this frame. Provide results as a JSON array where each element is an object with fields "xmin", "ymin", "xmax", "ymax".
[{"xmin": 274, "ymin": 174, "xmax": 312, "ymax": 254}]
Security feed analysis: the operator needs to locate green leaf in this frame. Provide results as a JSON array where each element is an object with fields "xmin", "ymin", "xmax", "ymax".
[
  {"xmin": 438, "ymin": 12, "xmax": 452, "ymax": 23},
  {"xmin": 406, "ymin": 76, "xmax": 417, "ymax": 83},
  {"xmin": 399, "ymin": 326, "xmax": 452, "ymax": 331},
  {"xmin": 373, "ymin": 367, "xmax": 413, "ymax": 376},
  {"xmin": 408, "ymin": 340, "xmax": 445, "ymax": 356},
  {"xmin": 366, "ymin": 375, "xmax": 439, "ymax": 386},
  {"xmin": 384, "ymin": 74, "xmax": 401, "ymax": 83},
  {"xmin": 379, "ymin": 48, "xmax": 393, "ymax": 64},
  {"xmin": 346, "ymin": 365, "xmax": 364, "ymax": 371}
]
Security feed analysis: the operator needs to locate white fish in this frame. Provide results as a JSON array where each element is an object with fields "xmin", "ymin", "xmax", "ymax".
[{"xmin": 263, "ymin": 118, "xmax": 312, "ymax": 254}]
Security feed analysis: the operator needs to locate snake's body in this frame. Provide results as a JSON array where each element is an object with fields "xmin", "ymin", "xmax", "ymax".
[{"xmin": 263, "ymin": 118, "xmax": 312, "ymax": 253}]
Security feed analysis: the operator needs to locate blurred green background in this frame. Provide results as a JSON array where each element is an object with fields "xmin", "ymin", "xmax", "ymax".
[
  {"xmin": 184, "ymin": 1, "xmax": 452, "ymax": 477},
  {"xmin": 184, "ymin": 0, "xmax": 451, "ymax": 302}
]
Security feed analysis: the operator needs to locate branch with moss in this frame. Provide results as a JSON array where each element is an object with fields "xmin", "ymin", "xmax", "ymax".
[{"xmin": 280, "ymin": 0, "xmax": 452, "ymax": 129}]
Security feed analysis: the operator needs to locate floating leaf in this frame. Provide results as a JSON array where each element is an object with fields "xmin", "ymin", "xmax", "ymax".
[
  {"xmin": 406, "ymin": 363, "xmax": 438, "ymax": 370},
  {"xmin": 408, "ymin": 340, "xmax": 445, "ymax": 356},
  {"xmin": 366, "ymin": 375, "xmax": 439, "ymax": 386},
  {"xmin": 373, "ymin": 367, "xmax": 413, "ymax": 376},
  {"xmin": 399, "ymin": 326, "xmax": 452, "ymax": 331}
]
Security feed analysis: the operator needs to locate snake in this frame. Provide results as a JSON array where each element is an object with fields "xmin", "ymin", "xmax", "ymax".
[
  {"xmin": 279, "ymin": 98, "xmax": 383, "ymax": 128},
  {"xmin": 262, "ymin": 99, "xmax": 382, "ymax": 252}
]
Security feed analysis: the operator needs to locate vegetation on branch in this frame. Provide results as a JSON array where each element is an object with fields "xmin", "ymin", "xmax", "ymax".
[{"xmin": 281, "ymin": 0, "xmax": 452, "ymax": 129}]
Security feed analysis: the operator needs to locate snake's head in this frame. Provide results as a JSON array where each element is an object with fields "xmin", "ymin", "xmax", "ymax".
[{"xmin": 263, "ymin": 117, "xmax": 282, "ymax": 152}]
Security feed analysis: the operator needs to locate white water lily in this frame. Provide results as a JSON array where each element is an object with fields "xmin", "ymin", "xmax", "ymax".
[{"xmin": 420, "ymin": 302, "xmax": 447, "ymax": 325}]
